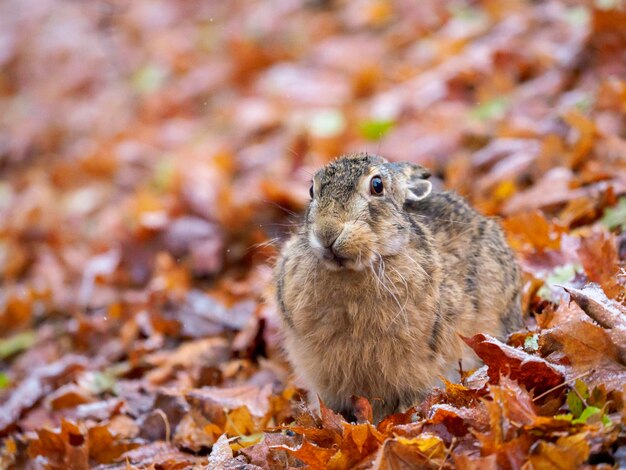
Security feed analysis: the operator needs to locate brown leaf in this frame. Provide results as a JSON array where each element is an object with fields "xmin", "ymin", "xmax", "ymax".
[
  {"xmin": 27, "ymin": 419, "xmax": 89, "ymax": 470},
  {"xmin": 372, "ymin": 435, "xmax": 445, "ymax": 470},
  {"xmin": 563, "ymin": 284, "xmax": 626, "ymax": 330},
  {"xmin": 462, "ymin": 334, "xmax": 564, "ymax": 395},
  {"xmin": 376, "ymin": 409, "xmax": 415, "ymax": 436},
  {"xmin": 47, "ymin": 383, "xmax": 93, "ymax": 410},
  {"xmin": 426, "ymin": 403, "xmax": 489, "ymax": 437},
  {"xmin": 0, "ymin": 355, "xmax": 87, "ymax": 434},
  {"xmin": 562, "ymin": 284, "xmax": 626, "ymax": 364},
  {"xmin": 207, "ymin": 433, "xmax": 234, "ymax": 468},
  {"xmin": 320, "ymin": 399, "xmax": 347, "ymax": 437},
  {"xmin": 473, "ymin": 377, "xmax": 565, "ymax": 468},
  {"xmin": 187, "ymin": 383, "xmax": 272, "ymax": 419},
  {"xmin": 144, "ymin": 337, "xmax": 230, "ymax": 385},
  {"xmin": 453, "ymin": 452, "xmax": 498, "ymax": 469},
  {"xmin": 541, "ymin": 302, "xmax": 626, "ymax": 391},
  {"xmin": 528, "ymin": 433, "xmax": 590, "ymax": 470},
  {"xmin": 241, "ymin": 431, "xmax": 301, "ymax": 469},
  {"xmin": 502, "ymin": 169, "xmax": 583, "ymax": 215},
  {"xmin": 88, "ymin": 423, "xmax": 141, "ymax": 464},
  {"xmin": 173, "ymin": 413, "xmax": 215, "ymax": 452},
  {"xmin": 577, "ymin": 231, "xmax": 623, "ymax": 299},
  {"xmin": 117, "ymin": 442, "xmax": 207, "ymax": 468}
]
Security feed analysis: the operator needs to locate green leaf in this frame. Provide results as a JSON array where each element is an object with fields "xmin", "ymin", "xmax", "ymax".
[
  {"xmin": 237, "ymin": 433, "xmax": 264, "ymax": 446},
  {"xmin": 600, "ymin": 197, "xmax": 626, "ymax": 231},
  {"xmin": 524, "ymin": 334, "xmax": 539, "ymax": 352},
  {"xmin": 309, "ymin": 109, "xmax": 346, "ymax": 138},
  {"xmin": 537, "ymin": 263, "xmax": 583, "ymax": 302},
  {"xmin": 151, "ymin": 158, "xmax": 176, "ymax": 192},
  {"xmin": 555, "ymin": 413, "xmax": 573, "ymax": 421},
  {"xmin": 358, "ymin": 119, "xmax": 395, "ymax": 141},
  {"xmin": 470, "ymin": 97, "xmax": 510, "ymax": 121},
  {"xmin": 572, "ymin": 406, "xmax": 601, "ymax": 424},
  {"xmin": 0, "ymin": 372, "xmax": 10, "ymax": 389},
  {"xmin": 574, "ymin": 379, "xmax": 589, "ymax": 399},
  {"xmin": 81, "ymin": 371, "xmax": 118, "ymax": 395},
  {"xmin": 595, "ymin": 0, "xmax": 620, "ymax": 9},
  {"xmin": 567, "ymin": 380, "xmax": 589, "ymax": 418},
  {"xmin": 574, "ymin": 94, "xmax": 594, "ymax": 113},
  {"xmin": 0, "ymin": 331, "xmax": 37, "ymax": 360},
  {"xmin": 567, "ymin": 391, "xmax": 583, "ymax": 418},
  {"xmin": 564, "ymin": 6, "xmax": 590, "ymax": 27},
  {"xmin": 132, "ymin": 64, "xmax": 167, "ymax": 94},
  {"xmin": 601, "ymin": 414, "xmax": 612, "ymax": 426}
]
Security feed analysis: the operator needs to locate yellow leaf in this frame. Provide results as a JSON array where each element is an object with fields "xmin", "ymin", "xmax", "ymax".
[{"xmin": 396, "ymin": 434, "xmax": 445, "ymax": 459}]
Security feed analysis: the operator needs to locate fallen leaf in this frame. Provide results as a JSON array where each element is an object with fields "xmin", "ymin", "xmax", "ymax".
[
  {"xmin": 272, "ymin": 437, "xmax": 336, "ymax": 469},
  {"xmin": 0, "ymin": 355, "xmax": 87, "ymax": 434},
  {"xmin": 88, "ymin": 423, "xmax": 141, "ymax": 464},
  {"xmin": 577, "ymin": 231, "xmax": 622, "ymax": 299},
  {"xmin": 462, "ymin": 334, "xmax": 564, "ymax": 396},
  {"xmin": 372, "ymin": 435, "xmax": 445, "ymax": 469},
  {"xmin": 27, "ymin": 419, "xmax": 89, "ymax": 470},
  {"xmin": 207, "ymin": 433, "xmax": 234, "ymax": 468},
  {"xmin": 528, "ymin": 433, "xmax": 590, "ymax": 469}
]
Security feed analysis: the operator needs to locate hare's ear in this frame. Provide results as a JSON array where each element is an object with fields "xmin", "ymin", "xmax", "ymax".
[
  {"xmin": 406, "ymin": 179, "xmax": 432, "ymax": 202},
  {"xmin": 387, "ymin": 162, "xmax": 432, "ymax": 202}
]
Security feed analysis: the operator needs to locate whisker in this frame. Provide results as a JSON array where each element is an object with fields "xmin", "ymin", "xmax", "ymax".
[
  {"xmin": 262, "ymin": 199, "xmax": 302, "ymax": 218},
  {"xmin": 370, "ymin": 252, "xmax": 406, "ymax": 328}
]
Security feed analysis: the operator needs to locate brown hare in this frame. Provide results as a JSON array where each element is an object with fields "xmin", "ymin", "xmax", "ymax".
[{"xmin": 274, "ymin": 153, "xmax": 522, "ymax": 422}]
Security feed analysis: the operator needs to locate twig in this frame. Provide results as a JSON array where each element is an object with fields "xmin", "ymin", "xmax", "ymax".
[
  {"xmin": 572, "ymin": 385, "xmax": 589, "ymax": 408},
  {"xmin": 438, "ymin": 437, "xmax": 457, "ymax": 470},
  {"xmin": 153, "ymin": 409, "xmax": 171, "ymax": 444},
  {"xmin": 532, "ymin": 369, "xmax": 594, "ymax": 402}
]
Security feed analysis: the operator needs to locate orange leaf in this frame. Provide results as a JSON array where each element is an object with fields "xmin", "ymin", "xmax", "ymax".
[
  {"xmin": 502, "ymin": 211, "xmax": 565, "ymax": 253},
  {"xmin": 577, "ymin": 231, "xmax": 622, "ymax": 299},
  {"xmin": 273, "ymin": 438, "xmax": 336, "ymax": 469},
  {"xmin": 352, "ymin": 396, "xmax": 373, "ymax": 423},
  {"xmin": 528, "ymin": 433, "xmax": 590, "ymax": 470},
  {"xmin": 563, "ymin": 109, "xmax": 596, "ymax": 168}
]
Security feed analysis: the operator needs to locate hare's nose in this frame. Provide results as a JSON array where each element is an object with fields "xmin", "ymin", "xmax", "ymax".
[
  {"xmin": 322, "ymin": 241, "xmax": 339, "ymax": 261},
  {"xmin": 313, "ymin": 227, "xmax": 340, "ymax": 250},
  {"xmin": 313, "ymin": 226, "xmax": 345, "ymax": 261}
]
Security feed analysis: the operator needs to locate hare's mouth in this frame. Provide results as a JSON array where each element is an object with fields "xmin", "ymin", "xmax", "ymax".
[
  {"xmin": 320, "ymin": 252, "xmax": 371, "ymax": 272},
  {"xmin": 323, "ymin": 253, "xmax": 348, "ymax": 269},
  {"xmin": 309, "ymin": 231, "xmax": 368, "ymax": 271}
]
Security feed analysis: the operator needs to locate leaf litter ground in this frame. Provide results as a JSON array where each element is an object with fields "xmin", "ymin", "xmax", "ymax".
[{"xmin": 0, "ymin": 0, "xmax": 625, "ymax": 468}]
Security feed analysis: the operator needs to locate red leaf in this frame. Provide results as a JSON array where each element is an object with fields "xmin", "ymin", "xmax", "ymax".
[{"xmin": 462, "ymin": 334, "xmax": 564, "ymax": 395}]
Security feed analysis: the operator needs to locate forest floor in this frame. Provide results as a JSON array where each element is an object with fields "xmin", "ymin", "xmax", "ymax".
[{"xmin": 0, "ymin": 0, "xmax": 625, "ymax": 468}]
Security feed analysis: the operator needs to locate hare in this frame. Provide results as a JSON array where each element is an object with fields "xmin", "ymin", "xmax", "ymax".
[{"xmin": 274, "ymin": 153, "xmax": 521, "ymax": 422}]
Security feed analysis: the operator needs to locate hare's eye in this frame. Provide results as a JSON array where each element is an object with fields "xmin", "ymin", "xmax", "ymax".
[
  {"xmin": 370, "ymin": 176, "xmax": 384, "ymax": 195},
  {"xmin": 309, "ymin": 184, "xmax": 314, "ymax": 199}
]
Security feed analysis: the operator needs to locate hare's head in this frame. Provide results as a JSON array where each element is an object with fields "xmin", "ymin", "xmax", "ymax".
[{"xmin": 305, "ymin": 153, "xmax": 432, "ymax": 271}]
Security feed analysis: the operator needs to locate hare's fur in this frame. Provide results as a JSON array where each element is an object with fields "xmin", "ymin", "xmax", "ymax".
[{"xmin": 275, "ymin": 154, "xmax": 521, "ymax": 421}]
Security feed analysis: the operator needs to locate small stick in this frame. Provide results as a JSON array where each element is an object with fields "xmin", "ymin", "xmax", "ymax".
[
  {"xmin": 532, "ymin": 369, "xmax": 594, "ymax": 402},
  {"xmin": 153, "ymin": 409, "xmax": 171, "ymax": 444},
  {"xmin": 572, "ymin": 385, "xmax": 589, "ymax": 408},
  {"xmin": 438, "ymin": 437, "xmax": 457, "ymax": 470}
]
